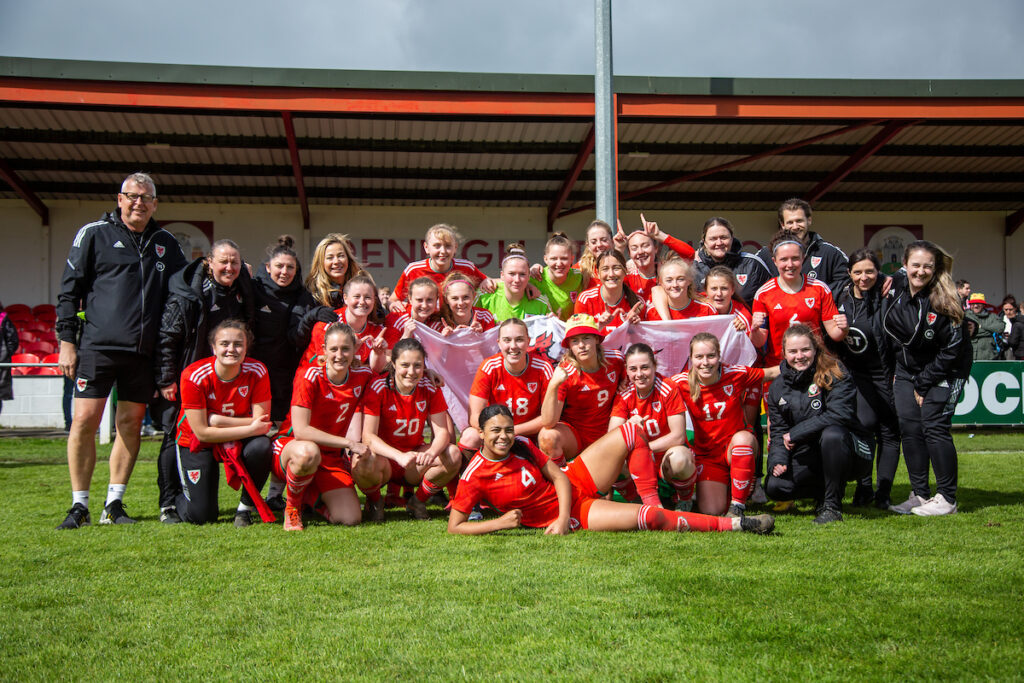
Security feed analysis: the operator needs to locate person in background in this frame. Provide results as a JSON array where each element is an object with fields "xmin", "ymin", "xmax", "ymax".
[
  {"xmin": 956, "ymin": 279, "xmax": 971, "ymax": 310},
  {"xmin": 378, "ymin": 286, "xmax": 392, "ymax": 308},
  {"xmin": 1007, "ymin": 298, "xmax": 1024, "ymax": 360},
  {"xmin": 0, "ymin": 301, "xmax": 18, "ymax": 418},
  {"xmin": 999, "ymin": 295, "xmax": 1018, "ymax": 353},
  {"xmin": 964, "ymin": 293, "xmax": 1004, "ymax": 361},
  {"xmin": 756, "ymin": 198, "xmax": 850, "ymax": 294},
  {"xmin": 56, "ymin": 172, "xmax": 187, "ymax": 529}
]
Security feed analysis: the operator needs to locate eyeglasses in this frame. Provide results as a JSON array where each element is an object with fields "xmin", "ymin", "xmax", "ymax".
[{"xmin": 120, "ymin": 192, "xmax": 157, "ymax": 204}]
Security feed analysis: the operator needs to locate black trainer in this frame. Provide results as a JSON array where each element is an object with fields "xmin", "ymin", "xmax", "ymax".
[
  {"xmin": 57, "ymin": 503, "xmax": 91, "ymax": 530},
  {"xmin": 851, "ymin": 484, "xmax": 875, "ymax": 507},
  {"xmin": 159, "ymin": 507, "xmax": 182, "ymax": 524},
  {"xmin": 99, "ymin": 499, "xmax": 136, "ymax": 525},
  {"xmin": 726, "ymin": 503, "xmax": 745, "ymax": 518},
  {"xmin": 814, "ymin": 505, "xmax": 844, "ymax": 524},
  {"xmin": 427, "ymin": 491, "xmax": 449, "ymax": 508},
  {"xmin": 233, "ymin": 509, "xmax": 253, "ymax": 528},
  {"xmin": 265, "ymin": 494, "xmax": 285, "ymax": 512},
  {"xmin": 739, "ymin": 513, "xmax": 775, "ymax": 535}
]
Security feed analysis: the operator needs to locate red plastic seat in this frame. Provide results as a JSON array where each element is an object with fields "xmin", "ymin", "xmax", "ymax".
[
  {"xmin": 34, "ymin": 311, "xmax": 58, "ymax": 324},
  {"xmin": 4, "ymin": 304, "xmax": 31, "ymax": 317},
  {"xmin": 32, "ymin": 304, "xmax": 56, "ymax": 317},
  {"xmin": 17, "ymin": 330, "xmax": 38, "ymax": 343},
  {"xmin": 23, "ymin": 340, "xmax": 55, "ymax": 355},
  {"xmin": 11, "ymin": 352, "xmax": 40, "ymax": 375}
]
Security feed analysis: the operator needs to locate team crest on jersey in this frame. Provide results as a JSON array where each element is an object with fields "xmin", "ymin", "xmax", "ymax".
[
  {"xmin": 652, "ymin": 401, "xmax": 662, "ymax": 412},
  {"xmin": 570, "ymin": 291, "xmax": 579, "ymax": 302},
  {"xmin": 238, "ymin": 386, "xmax": 249, "ymax": 397},
  {"xmin": 76, "ymin": 377, "xmax": 87, "ymax": 392},
  {"xmin": 606, "ymin": 371, "xmax": 617, "ymax": 383},
  {"xmin": 737, "ymin": 273, "xmax": 748, "ymax": 286},
  {"xmin": 416, "ymin": 400, "xmax": 427, "ymax": 412},
  {"xmin": 187, "ymin": 469, "xmax": 201, "ymax": 484},
  {"xmin": 811, "ymin": 398, "xmax": 822, "ymax": 410},
  {"xmin": 778, "ymin": 397, "xmax": 787, "ymax": 405},
  {"xmin": 569, "ymin": 517, "xmax": 581, "ymax": 531},
  {"xmin": 354, "ymin": 386, "xmax": 362, "ymax": 398},
  {"xmin": 527, "ymin": 382, "xmax": 538, "ymax": 393},
  {"xmin": 805, "ymin": 297, "xmax": 815, "ymax": 308},
  {"xmin": 808, "ymin": 384, "xmax": 820, "ymax": 397},
  {"xmin": 811, "ymin": 256, "xmax": 822, "ymax": 268},
  {"xmin": 155, "ymin": 244, "xmax": 165, "ymax": 258},
  {"xmin": 723, "ymin": 385, "xmax": 734, "ymax": 396},
  {"xmin": 927, "ymin": 312, "xmax": 937, "ymax": 325}
]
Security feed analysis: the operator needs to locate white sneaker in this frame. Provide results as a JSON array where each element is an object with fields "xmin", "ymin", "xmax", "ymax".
[
  {"xmin": 888, "ymin": 493, "xmax": 927, "ymax": 515},
  {"xmin": 750, "ymin": 480, "xmax": 768, "ymax": 504},
  {"xmin": 911, "ymin": 493, "xmax": 957, "ymax": 516}
]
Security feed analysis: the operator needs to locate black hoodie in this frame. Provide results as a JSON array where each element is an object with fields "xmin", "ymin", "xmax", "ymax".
[
  {"xmin": 693, "ymin": 237, "xmax": 772, "ymax": 305},
  {"xmin": 250, "ymin": 264, "xmax": 317, "ymax": 382},
  {"xmin": 155, "ymin": 257, "xmax": 256, "ymax": 388}
]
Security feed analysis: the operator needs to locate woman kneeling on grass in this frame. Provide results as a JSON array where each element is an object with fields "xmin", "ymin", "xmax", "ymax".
[
  {"xmin": 356, "ymin": 338, "xmax": 462, "ymax": 522},
  {"xmin": 448, "ymin": 404, "xmax": 774, "ymax": 535},
  {"xmin": 271, "ymin": 323, "xmax": 374, "ymax": 530},
  {"xmin": 175, "ymin": 319, "xmax": 273, "ymax": 527}
]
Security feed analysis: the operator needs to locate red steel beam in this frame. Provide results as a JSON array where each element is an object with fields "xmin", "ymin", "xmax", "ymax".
[
  {"xmin": 3, "ymin": 77, "xmax": 1024, "ymax": 119},
  {"xmin": 1006, "ymin": 207, "xmax": 1024, "ymax": 237},
  {"xmin": 804, "ymin": 120, "xmax": 919, "ymax": 204},
  {"xmin": 0, "ymin": 157, "xmax": 48, "ymax": 225},
  {"xmin": 547, "ymin": 125, "xmax": 595, "ymax": 231},
  {"xmin": 281, "ymin": 112, "xmax": 309, "ymax": 231},
  {"xmin": 559, "ymin": 119, "xmax": 882, "ymax": 218}
]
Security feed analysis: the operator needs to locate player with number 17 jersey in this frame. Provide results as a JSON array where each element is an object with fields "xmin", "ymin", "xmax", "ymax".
[
  {"xmin": 470, "ymin": 353, "xmax": 553, "ymax": 425},
  {"xmin": 177, "ymin": 358, "xmax": 271, "ymax": 447},
  {"xmin": 362, "ymin": 376, "xmax": 448, "ymax": 452},
  {"xmin": 671, "ymin": 365, "xmax": 764, "ymax": 456}
]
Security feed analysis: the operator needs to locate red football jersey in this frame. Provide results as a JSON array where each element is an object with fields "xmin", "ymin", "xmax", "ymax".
[
  {"xmin": 177, "ymin": 358, "xmax": 271, "ymax": 446},
  {"xmin": 752, "ymin": 276, "xmax": 838, "ymax": 365},
  {"xmin": 278, "ymin": 365, "xmax": 373, "ymax": 439},
  {"xmin": 470, "ymin": 353, "xmax": 553, "ymax": 424},
  {"xmin": 610, "ymin": 374, "xmax": 687, "ymax": 443},
  {"xmin": 363, "ymin": 376, "xmax": 448, "ymax": 452},
  {"xmin": 574, "ymin": 286, "xmax": 643, "ymax": 330},
  {"xmin": 436, "ymin": 307, "xmax": 497, "ymax": 332},
  {"xmin": 556, "ymin": 350, "xmax": 625, "ymax": 447},
  {"xmin": 672, "ymin": 365, "xmax": 764, "ymax": 454},
  {"xmin": 723, "ymin": 300, "xmax": 754, "ymax": 335},
  {"xmin": 302, "ymin": 313, "xmax": 385, "ymax": 369},
  {"xmin": 625, "ymin": 273, "xmax": 658, "ymax": 303},
  {"xmin": 393, "ymin": 258, "xmax": 487, "ymax": 301},
  {"xmin": 452, "ymin": 438, "xmax": 560, "ymax": 528},
  {"xmin": 645, "ymin": 298, "xmax": 717, "ymax": 321}
]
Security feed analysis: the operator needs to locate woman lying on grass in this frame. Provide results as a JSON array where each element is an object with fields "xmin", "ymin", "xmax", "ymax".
[{"xmin": 447, "ymin": 404, "xmax": 775, "ymax": 535}]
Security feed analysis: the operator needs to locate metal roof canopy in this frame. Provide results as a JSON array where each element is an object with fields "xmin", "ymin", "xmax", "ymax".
[{"xmin": 1, "ymin": 57, "xmax": 1023, "ymax": 236}]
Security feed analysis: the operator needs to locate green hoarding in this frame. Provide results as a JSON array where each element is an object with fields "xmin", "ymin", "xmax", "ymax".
[{"xmin": 954, "ymin": 361, "xmax": 1024, "ymax": 425}]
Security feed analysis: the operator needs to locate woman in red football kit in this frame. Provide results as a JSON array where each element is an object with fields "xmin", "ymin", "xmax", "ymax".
[
  {"xmin": 175, "ymin": 319, "xmax": 273, "ymax": 527},
  {"xmin": 672, "ymin": 333, "xmax": 780, "ymax": 517},
  {"xmin": 538, "ymin": 314, "xmax": 625, "ymax": 465},
  {"xmin": 705, "ymin": 266, "xmax": 753, "ymax": 334},
  {"xmin": 624, "ymin": 213, "xmax": 697, "ymax": 303},
  {"xmin": 384, "ymin": 277, "xmax": 443, "ymax": 346},
  {"xmin": 460, "ymin": 318, "xmax": 553, "ymax": 453},
  {"xmin": 449, "ymin": 404, "xmax": 774, "ymax": 535},
  {"xmin": 574, "ymin": 250, "xmax": 645, "ymax": 330},
  {"xmin": 751, "ymin": 229, "xmax": 849, "ymax": 366},
  {"xmin": 356, "ymin": 338, "xmax": 462, "ymax": 521},
  {"xmin": 438, "ymin": 272, "xmax": 496, "ymax": 335},
  {"xmin": 388, "ymin": 223, "xmax": 491, "ymax": 312},
  {"xmin": 272, "ymin": 323, "xmax": 375, "ymax": 530},
  {"xmin": 302, "ymin": 274, "xmax": 387, "ymax": 373},
  {"xmin": 608, "ymin": 343, "xmax": 696, "ymax": 509},
  {"xmin": 647, "ymin": 258, "xmax": 717, "ymax": 321}
]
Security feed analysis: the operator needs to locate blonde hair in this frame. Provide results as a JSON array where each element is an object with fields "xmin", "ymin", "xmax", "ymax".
[
  {"xmin": 306, "ymin": 233, "xmax": 363, "ymax": 306},
  {"xmin": 559, "ymin": 333, "xmax": 607, "ymax": 373},
  {"xmin": 904, "ymin": 241, "xmax": 964, "ymax": 325},
  {"xmin": 688, "ymin": 332, "xmax": 721, "ymax": 401},
  {"xmin": 425, "ymin": 223, "xmax": 462, "ymax": 249},
  {"xmin": 579, "ymin": 220, "xmax": 613, "ymax": 276},
  {"xmin": 660, "ymin": 257, "xmax": 708, "ymax": 306},
  {"xmin": 782, "ymin": 324, "xmax": 844, "ymax": 391}
]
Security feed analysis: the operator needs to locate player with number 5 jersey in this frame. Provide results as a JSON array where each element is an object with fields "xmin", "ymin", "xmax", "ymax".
[
  {"xmin": 672, "ymin": 333, "xmax": 779, "ymax": 517},
  {"xmin": 539, "ymin": 314, "xmax": 625, "ymax": 466},
  {"xmin": 272, "ymin": 323, "xmax": 374, "ymax": 530},
  {"xmin": 356, "ymin": 338, "xmax": 462, "ymax": 522}
]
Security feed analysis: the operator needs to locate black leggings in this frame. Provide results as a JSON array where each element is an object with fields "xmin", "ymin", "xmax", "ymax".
[
  {"xmin": 852, "ymin": 372, "xmax": 902, "ymax": 500},
  {"xmin": 174, "ymin": 436, "xmax": 272, "ymax": 524},
  {"xmin": 892, "ymin": 377, "xmax": 961, "ymax": 504},
  {"xmin": 764, "ymin": 425, "xmax": 865, "ymax": 508},
  {"xmin": 155, "ymin": 396, "xmax": 181, "ymax": 509}
]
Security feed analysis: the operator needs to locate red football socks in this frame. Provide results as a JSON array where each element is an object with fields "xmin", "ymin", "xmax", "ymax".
[
  {"xmin": 620, "ymin": 423, "xmax": 660, "ymax": 506},
  {"xmin": 415, "ymin": 478, "xmax": 443, "ymax": 503},
  {"xmin": 729, "ymin": 444, "xmax": 755, "ymax": 505},
  {"xmin": 285, "ymin": 468, "xmax": 315, "ymax": 509},
  {"xmin": 671, "ymin": 470, "xmax": 698, "ymax": 502},
  {"xmin": 637, "ymin": 504, "xmax": 732, "ymax": 532}
]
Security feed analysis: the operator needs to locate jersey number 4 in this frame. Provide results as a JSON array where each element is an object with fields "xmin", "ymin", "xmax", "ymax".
[{"xmin": 521, "ymin": 467, "xmax": 536, "ymax": 487}]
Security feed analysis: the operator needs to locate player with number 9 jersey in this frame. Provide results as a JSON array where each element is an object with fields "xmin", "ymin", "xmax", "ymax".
[{"xmin": 177, "ymin": 358, "xmax": 271, "ymax": 447}]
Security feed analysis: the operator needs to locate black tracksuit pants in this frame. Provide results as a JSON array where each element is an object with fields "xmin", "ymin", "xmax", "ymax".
[
  {"xmin": 764, "ymin": 425, "xmax": 865, "ymax": 508},
  {"xmin": 154, "ymin": 396, "xmax": 182, "ymax": 510},
  {"xmin": 892, "ymin": 377, "xmax": 961, "ymax": 504},
  {"xmin": 852, "ymin": 372, "xmax": 902, "ymax": 501},
  {"xmin": 174, "ymin": 436, "xmax": 272, "ymax": 524}
]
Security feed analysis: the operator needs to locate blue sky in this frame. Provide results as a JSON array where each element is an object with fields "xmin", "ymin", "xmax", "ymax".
[{"xmin": 1, "ymin": 0, "xmax": 1021, "ymax": 79}]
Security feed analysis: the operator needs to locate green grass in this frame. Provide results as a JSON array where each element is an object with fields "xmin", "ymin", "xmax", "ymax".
[{"xmin": 1, "ymin": 432, "xmax": 1023, "ymax": 681}]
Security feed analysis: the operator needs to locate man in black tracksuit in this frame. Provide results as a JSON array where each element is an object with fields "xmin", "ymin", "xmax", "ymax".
[
  {"xmin": 756, "ymin": 198, "xmax": 850, "ymax": 295},
  {"xmin": 55, "ymin": 173, "xmax": 187, "ymax": 529}
]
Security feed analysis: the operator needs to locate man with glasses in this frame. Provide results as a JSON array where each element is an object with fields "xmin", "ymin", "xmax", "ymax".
[{"xmin": 56, "ymin": 173, "xmax": 187, "ymax": 528}]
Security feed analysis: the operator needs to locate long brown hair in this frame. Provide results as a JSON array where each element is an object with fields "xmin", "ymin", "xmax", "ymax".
[
  {"xmin": 782, "ymin": 324, "xmax": 843, "ymax": 391},
  {"xmin": 596, "ymin": 249, "xmax": 642, "ymax": 309},
  {"xmin": 687, "ymin": 332, "xmax": 721, "ymax": 401},
  {"xmin": 903, "ymin": 240, "xmax": 963, "ymax": 325}
]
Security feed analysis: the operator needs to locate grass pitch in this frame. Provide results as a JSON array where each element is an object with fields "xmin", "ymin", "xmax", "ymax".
[{"xmin": 1, "ymin": 432, "xmax": 1022, "ymax": 681}]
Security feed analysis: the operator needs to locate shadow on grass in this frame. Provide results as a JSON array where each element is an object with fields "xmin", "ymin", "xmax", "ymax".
[{"xmin": 0, "ymin": 458, "xmax": 66, "ymax": 467}]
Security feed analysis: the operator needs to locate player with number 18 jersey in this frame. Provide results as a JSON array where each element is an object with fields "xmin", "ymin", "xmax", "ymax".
[
  {"xmin": 470, "ymin": 353, "xmax": 553, "ymax": 425},
  {"xmin": 362, "ymin": 376, "xmax": 448, "ymax": 451}
]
